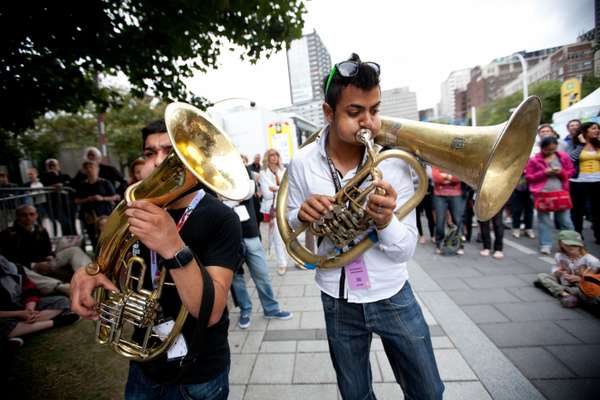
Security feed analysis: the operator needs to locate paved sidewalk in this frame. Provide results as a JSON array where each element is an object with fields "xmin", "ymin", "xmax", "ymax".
[{"xmin": 227, "ymin": 223, "xmax": 599, "ymax": 400}]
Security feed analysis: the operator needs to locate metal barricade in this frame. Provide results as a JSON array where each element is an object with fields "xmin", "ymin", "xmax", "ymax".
[{"xmin": 0, "ymin": 186, "xmax": 77, "ymax": 236}]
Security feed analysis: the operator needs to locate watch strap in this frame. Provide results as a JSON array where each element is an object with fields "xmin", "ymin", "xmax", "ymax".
[{"xmin": 161, "ymin": 245, "xmax": 194, "ymax": 270}]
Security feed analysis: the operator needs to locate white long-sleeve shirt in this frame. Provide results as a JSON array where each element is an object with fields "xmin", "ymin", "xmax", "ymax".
[
  {"xmin": 286, "ymin": 128, "xmax": 419, "ymax": 303},
  {"xmin": 259, "ymin": 167, "xmax": 285, "ymax": 215}
]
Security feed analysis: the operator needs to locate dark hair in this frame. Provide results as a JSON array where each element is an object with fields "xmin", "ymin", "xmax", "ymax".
[
  {"xmin": 577, "ymin": 122, "xmax": 600, "ymax": 149},
  {"xmin": 537, "ymin": 123, "xmax": 558, "ymax": 137},
  {"xmin": 540, "ymin": 135, "xmax": 558, "ymax": 149},
  {"xmin": 141, "ymin": 120, "xmax": 167, "ymax": 145},
  {"xmin": 566, "ymin": 119, "xmax": 581, "ymax": 128},
  {"xmin": 322, "ymin": 53, "xmax": 380, "ymax": 111}
]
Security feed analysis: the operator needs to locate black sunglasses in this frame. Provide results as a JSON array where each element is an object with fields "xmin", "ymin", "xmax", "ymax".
[{"xmin": 325, "ymin": 61, "xmax": 381, "ymax": 96}]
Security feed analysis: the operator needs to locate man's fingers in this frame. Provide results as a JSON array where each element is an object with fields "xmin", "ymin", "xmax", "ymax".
[
  {"xmin": 299, "ymin": 207, "xmax": 322, "ymax": 222},
  {"xmin": 307, "ymin": 197, "xmax": 329, "ymax": 214},
  {"xmin": 374, "ymin": 180, "xmax": 397, "ymax": 198},
  {"xmin": 129, "ymin": 200, "xmax": 161, "ymax": 213},
  {"xmin": 97, "ymin": 274, "xmax": 119, "ymax": 293},
  {"xmin": 369, "ymin": 194, "xmax": 396, "ymax": 210}
]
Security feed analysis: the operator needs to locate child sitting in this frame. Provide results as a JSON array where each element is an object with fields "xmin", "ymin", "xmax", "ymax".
[{"xmin": 535, "ymin": 230, "xmax": 600, "ymax": 308}]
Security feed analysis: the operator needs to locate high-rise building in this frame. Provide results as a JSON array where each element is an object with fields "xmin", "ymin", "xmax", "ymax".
[
  {"xmin": 286, "ymin": 30, "xmax": 332, "ymax": 105},
  {"xmin": 380, "ymin": 87, "xmax": 418, "ymax": 120},
  {"xmin": 439, "ymin": 68, "xmax": 471, "ymax": 120}
]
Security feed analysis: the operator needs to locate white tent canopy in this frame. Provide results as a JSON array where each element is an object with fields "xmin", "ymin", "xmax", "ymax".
[{"xmin": 553, "ymin": 87, "xmax": 600, "ymax": 123}]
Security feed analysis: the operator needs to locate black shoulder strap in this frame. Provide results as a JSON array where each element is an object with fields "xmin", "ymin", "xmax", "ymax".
[{"xmin": 172, "ymin": 258, "xmax": 215, "ymax": 381}]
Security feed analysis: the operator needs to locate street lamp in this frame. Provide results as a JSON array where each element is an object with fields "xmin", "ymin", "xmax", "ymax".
[
  {"xmin": 209, "ymin": 97, "xmax": 256, "ymax": 109},
  {"xmin": 512, "ymin": 53, "xmax": 528, "ymax": 100}
]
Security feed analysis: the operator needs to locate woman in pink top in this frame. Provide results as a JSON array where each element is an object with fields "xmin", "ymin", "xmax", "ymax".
[
  {"xmin": 525, "ymin": 136, "xmax": 575, "ymax": 254},
  {"xmin": 431, "ymin": 167, "xmax": 464, "ymax": 255}
]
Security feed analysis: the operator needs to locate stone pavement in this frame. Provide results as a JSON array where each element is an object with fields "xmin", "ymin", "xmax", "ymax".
[{"xmin": 226, "ymin": 223, "xmax": 600, "ymax": 400}]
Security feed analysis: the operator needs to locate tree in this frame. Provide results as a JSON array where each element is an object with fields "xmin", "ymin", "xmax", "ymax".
[
  {"xmin": 477, "ymin": 80, "xmax": 562, "ymax": 126},
  {"xmin": 476, "ymin": 76, "xmax": 600, "ymax": 126},
  {"xmin": 103, "ymin": 97, "xmax": 166, "ymax": 167},
  {"xmin": 0, "ymin": 1, "xmax": 306, "ymax": 134},
  {"xmin": 17, "ymin": 96, "xmax": 165, "ymax": 170}
]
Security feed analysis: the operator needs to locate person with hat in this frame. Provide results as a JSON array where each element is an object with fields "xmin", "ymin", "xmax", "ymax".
[{"xmin": 535, "ymin": 230, "xmax": 600, "ymax": 308}]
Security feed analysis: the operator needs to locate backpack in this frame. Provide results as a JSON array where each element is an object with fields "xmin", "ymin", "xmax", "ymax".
[
  {"xmin": 579, "ymin": 272, "xmax": 600, "ymax": 298},
  {"xmin": 441, "ymin": 224, "xmax": 461, "ymax": 256}
]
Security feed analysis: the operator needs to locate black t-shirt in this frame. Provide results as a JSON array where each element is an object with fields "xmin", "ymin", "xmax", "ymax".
[
  {"xmin": 0, "ymin": 224, "xmax": 52, "ymax": 265},
  {"xmin": 75, "ymin": 178, "xmax": 116, "ymax": 219},
  {"xmin": 240, "ymin": 196, "xmax": 260, "ymax": 239},
  {"xmin": 240, "ymin": 166, "xmax": 260, "ymax": 239},
  {"xmin": 133, "ymin": 193, "xmax": 242, "ymax": 384}
]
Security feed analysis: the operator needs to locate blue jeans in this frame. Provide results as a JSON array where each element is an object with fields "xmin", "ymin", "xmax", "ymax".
[
  {"xmin": 432, "ymin": 195, "xmax": 464, "ymax": 247},
  {"xmin": 321, "ymin": 282, "xmax": 444, "ymax": 400},
  {"xmin": 537, "ymin": 209, "xmax": 574, "ymax": 248},
  {"xmin": 124, "ymin": 362, "xmax": 229, "ymax": 400},
  {"xmin": 231, "ymin": 236, "xmax": 280, "ymax": 315}
]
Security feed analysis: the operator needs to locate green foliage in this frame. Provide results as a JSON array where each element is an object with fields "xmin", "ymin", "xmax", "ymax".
[
  {"xmin": 1, "ymin": 1, "xmax": 306, "ymax": 134},
  {"xmin": 477, "ymin": 80, "xmax": 562, "ymax": 125},
  {"xmin": 18, "ymin": 96, "xmax": 165, "ymax": 169},
  {"xmin": 17, "ymin": 109, "xmax": 97, "ymax": 169},
  {"xmin": 582, "ymin": 75, "xmax": 600, "ymax": 97},
  {"xmin": 477, "ymin": 76, "xmax": 600, "ymax": 127},
  {"xmin": 103, "ymin": 97, "xmax": 166, "ymax": 167}
]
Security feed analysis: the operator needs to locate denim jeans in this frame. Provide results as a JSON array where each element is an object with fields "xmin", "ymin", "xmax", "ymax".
[
  {"xmin": 124, "ymin": 362, "xmax": 229, "ymax": 400},
  {"xmin": 537, "ymin": 209, "xmax": 574, "ymax": 248},
  {"xmin": 231, "ymin": 236, "xmax": 280, "ymax": 316},
  {"xmin": 432, "ymin": 195, "xmax": 464, "ymax": 247},
  {"xmin": 321, "ymin": 282, "xmax": 444, "ymax": 400}
]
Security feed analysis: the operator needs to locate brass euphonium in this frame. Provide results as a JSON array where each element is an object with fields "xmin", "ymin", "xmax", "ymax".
[
  {"xmin": 92, "ymin": 102, "xmax": 249, "ymax": 361},
  {"xmin": 276, "ymin": 96, "xmax": 541, "ymax": 269}
]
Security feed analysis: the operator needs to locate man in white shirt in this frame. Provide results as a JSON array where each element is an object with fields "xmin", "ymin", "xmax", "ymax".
[{"xmin": 286, "ymin": 53, "xmax": 443, "ymax": 400}]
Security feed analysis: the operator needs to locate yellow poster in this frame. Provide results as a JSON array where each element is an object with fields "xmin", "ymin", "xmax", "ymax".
[
  {"xmin": 561, "ymin": 78, "xmax": 581, "ymax": 110},
  {"xmin": 267, "ymin": 121, "xmax": 293, "ymax": 164}
]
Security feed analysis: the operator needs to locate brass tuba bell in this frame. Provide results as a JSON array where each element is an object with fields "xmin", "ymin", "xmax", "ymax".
[
  {"xmin": 92, "ymin": 102, "xmax": 249, "ymax": 361},
  {"xmin": 276, "ymin": 96, "xmax": 541, "ymax": 269}
]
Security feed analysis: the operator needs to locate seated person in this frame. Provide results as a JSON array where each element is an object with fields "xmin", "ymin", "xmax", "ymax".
[
  {"xmin": 0, "ymin": 204, "xmax": 91, "ymax": 281},
  {"xmin": 535, "ymin": 230, "xmax": 600, "ymax": 308},
  {"xmin": 0, "ymin": 255, "xmax": 78, "ymax": 346}
]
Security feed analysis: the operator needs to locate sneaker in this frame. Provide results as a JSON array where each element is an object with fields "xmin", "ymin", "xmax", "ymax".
[
  {"xmin": 435, "ymin": 248, "xmax": 442, "ymax": 255},
  {"xmin": 238, "ymin": 314, "xmax": 251, "ymax": 329},
  {"xmin": 264, "ymin": 310, "xmax": 293, "ymax": 320},
  {"xmin": 560, "ymin": 295, "xmax": 578, "ymax": 308},
  {"xmin": 512, "ymin": 229, "xmax": 520, "ymax": 238},
  {"xmin": 493, "ymin": 251, "xmax": 504, "ymax": 260},
  {"xmin": 419, "ymin": 236, "xmax": 427, "ymax": 244},
  {"xmin": 8, "ymin": 337, "xmax": 24, "ymax": 349},
  {"xmin": 480, "ymin": 249, "xmax": 490, "ymax": 257},
  {"xmin": 457, "ymin": 249, "xmax": 464, "ymax": 255},
  {"xmin": 540, "ymin": 246, "xmax": 552, "ymax": 255},
  {"xmin": 525, "ymin": 229, "xmax": 536, "ymax": 239}
]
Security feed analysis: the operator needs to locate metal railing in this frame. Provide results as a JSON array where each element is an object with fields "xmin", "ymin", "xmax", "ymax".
[{"xmin": 0, "ymin": 186, "xmax": 78, "ymax": 236}]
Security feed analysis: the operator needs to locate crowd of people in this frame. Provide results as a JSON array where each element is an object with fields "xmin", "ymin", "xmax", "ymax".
[
  {"xmin": 1, "ymin": 54, "xmax": 599, "ymax": 399},
  {"xmin": 415, "ymin": 119, "xmax": 600, "ymax": 259}
]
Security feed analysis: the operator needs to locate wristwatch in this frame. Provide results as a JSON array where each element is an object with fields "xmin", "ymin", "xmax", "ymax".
[{"xmin": 160, "ymin": 246, "xmax": 194, "ymax": 270}]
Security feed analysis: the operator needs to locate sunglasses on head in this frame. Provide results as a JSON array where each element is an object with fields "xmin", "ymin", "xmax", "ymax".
[{"xmin": 325, "ymin": 61, "xmax": 381, "ymax": 97}]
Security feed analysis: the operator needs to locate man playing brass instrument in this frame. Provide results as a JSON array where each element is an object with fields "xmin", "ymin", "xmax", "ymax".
[
  {"xmin": 286, "ymin": 54, "xmax": 444, "ymax": 399},
  {"xmin": 71, "ymin": 120, "xmax": 242, "ymax": 399}
]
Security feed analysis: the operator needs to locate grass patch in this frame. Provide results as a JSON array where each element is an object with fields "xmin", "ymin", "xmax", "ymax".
[{"xmin": 9, "ymin": 320, "xmax": 129, "ymax": 399}]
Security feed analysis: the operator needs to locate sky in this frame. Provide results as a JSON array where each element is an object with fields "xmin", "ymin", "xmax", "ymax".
[{"xmin": 185, "ymin": 0, "xmax": 594, "ymax": 111}]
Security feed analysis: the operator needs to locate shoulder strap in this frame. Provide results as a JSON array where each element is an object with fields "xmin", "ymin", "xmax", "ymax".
[{"xmin": 170, "ymin": 257, "xmax": 215, "ymax": 382}]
